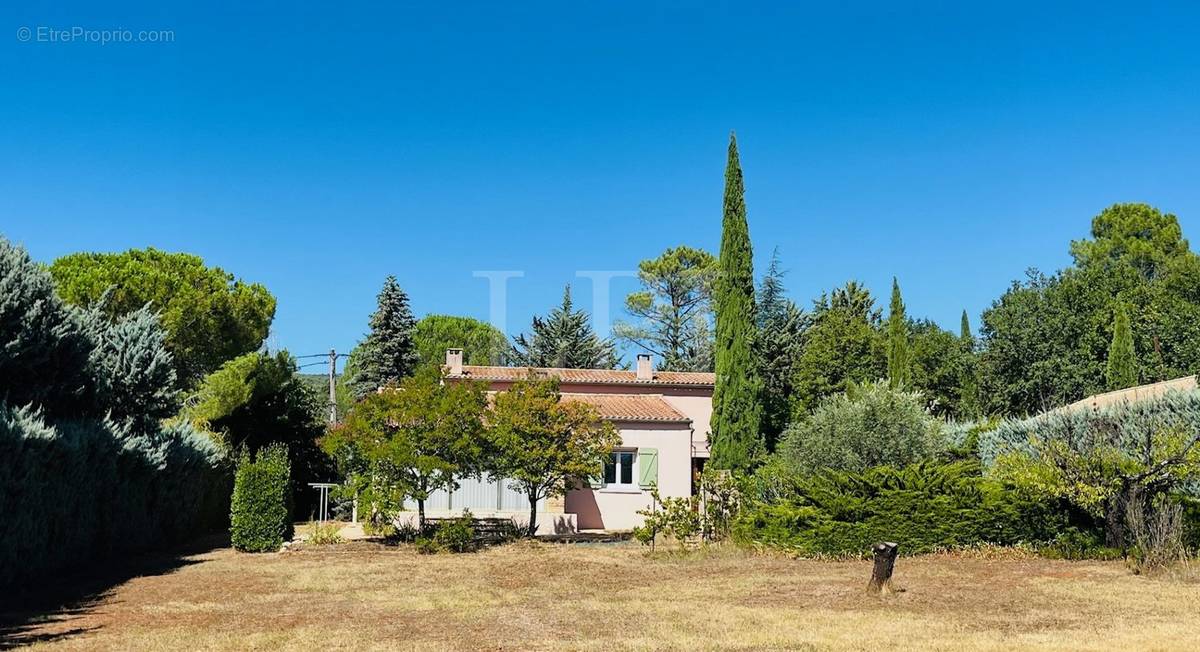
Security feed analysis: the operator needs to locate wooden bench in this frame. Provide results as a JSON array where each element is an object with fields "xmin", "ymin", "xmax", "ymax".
[{"xmin": 421, "ymin": 516, "xmax": 519, "ymax": 542}]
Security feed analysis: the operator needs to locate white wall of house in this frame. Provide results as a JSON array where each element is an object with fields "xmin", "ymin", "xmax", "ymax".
[
  {"xmin": 565, "ymin": 421, "xmax": 693, "ymax": 531},
  {"xmin": 392, "ymin": 474, "xmax": 576, "ymax": 535}
]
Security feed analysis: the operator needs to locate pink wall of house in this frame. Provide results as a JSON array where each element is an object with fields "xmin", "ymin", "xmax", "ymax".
[
  {"xmin": 565, "ymin": 421, "xmax": 694, "ymax": 531},
  {"xmin": 443, "ymin": 351, "xmax": 714, "ymax": 532}
]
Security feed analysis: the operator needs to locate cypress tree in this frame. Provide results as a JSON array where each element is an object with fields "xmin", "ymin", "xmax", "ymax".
[
  {"xmin": 350, "ymin": 275, "xmax": 418, "ymax": 397},
  {"xmin": 886, "ymin": 277, "xmax": 910, "ymax": 388},
  {"xmin": 709, "ymin": 133, "xmax": 763, "ymax": 471},
  {"xmin": 1106, "ymin": 303, "xmax": 1138, "ymax": 391},
  {"xmin": 957, "ymin": 308, "xmax": 981, "ymax": 419}
]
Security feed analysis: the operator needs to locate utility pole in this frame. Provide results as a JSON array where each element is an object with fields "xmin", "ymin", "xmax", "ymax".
[{"xmin": 328, "ymin": 348, "xmax": 338, "ymax": 424}]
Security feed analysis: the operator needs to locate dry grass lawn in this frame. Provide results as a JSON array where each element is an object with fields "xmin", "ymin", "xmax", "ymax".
[{"xmin": 7, "ymin": 539, "xmax": 1200, "ymax": 651}]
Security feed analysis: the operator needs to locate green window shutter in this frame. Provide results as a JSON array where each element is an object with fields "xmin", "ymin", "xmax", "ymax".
[{"xmin": 638, "ymin": 448, "xmax": 659, "ymax": 489}]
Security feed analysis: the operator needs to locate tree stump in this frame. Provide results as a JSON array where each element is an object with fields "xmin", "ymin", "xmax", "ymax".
[{"xmin": 867, "ymin": 542, "xmax": 899, "ymax": 594}]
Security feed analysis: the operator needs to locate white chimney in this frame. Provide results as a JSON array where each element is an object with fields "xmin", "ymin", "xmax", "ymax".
[
  {"xmin": 636, "ymin": 353, "xmax": 653, "ymax": 381},
  {"xmin": 446, "ymin": 348, "xmax": 464, "ymax": 376}
]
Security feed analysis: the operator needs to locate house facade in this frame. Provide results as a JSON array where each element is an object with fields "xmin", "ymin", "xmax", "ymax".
[{"xmin": 440, "ymin": 349, "xmax": 714, "ymax": 532}]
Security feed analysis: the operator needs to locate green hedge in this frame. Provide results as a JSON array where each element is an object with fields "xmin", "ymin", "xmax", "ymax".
[
  {"xmin": 230, "ymin": 444, "xmax": 293, "ymax": 552},
  {"xmin": 0, "ymin": 405, "xmax": 229, "ymax": 586},
  {"xmin": 1, "ymin": 236, "xmax": 230, "ymax": 588},
  {"xmin": 733, "ymin": 461, "xmax": 1080, "ymax": 556}
]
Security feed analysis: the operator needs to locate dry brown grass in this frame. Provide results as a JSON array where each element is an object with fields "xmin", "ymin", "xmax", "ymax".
[{"xmin": 11, "ymin": 540, "xmax": 1200, "ymax": 651}]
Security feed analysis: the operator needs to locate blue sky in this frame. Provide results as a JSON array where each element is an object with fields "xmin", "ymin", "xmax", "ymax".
[{"xmin": 3, "ymin": 2, "xmax": 1199, "ymax": 369}]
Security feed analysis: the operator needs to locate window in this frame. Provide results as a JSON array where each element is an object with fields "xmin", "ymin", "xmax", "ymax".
[{"xmin": 603, "ymin": 450, "xmax": 636, "ymax": 489}]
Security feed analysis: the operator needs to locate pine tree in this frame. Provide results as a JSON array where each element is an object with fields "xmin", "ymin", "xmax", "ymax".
[
  {"xmin": 886, "ymin": 277, "xmax": 910, "ymax": 388},
  {"xmin": 960, "ymin": 309, "xmax": 972, "ymax": 341},
  {"xmin": 512, "ymin": 285, "xmax": 619, "ymax": 369},
  {"xmin": 349, "ymin": 275, "xmax": 418, "ymax": 397},
  {"xmin": 755, "ymin": 249, "xmax": 807, "ymax": 451},
  {"xmin": 613, "ymin": 246, "xmax": 717, "ymax": 372},
  {"xmin": 710, "ymin": 133, "xmax": 763, "ymax": 471},
  {"xmin": 1106, "ymin": 303, "xmax": 1138, "ymax": 391}
]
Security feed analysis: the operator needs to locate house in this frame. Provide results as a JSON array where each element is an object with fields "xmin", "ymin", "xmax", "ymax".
[
  {"xmin": 1061, "ymin": 375, "xmax": 1197, "ymax": 413},
  {"xmin": 436, "ymin": 348, "xmax": 714, "ymax": 533}
]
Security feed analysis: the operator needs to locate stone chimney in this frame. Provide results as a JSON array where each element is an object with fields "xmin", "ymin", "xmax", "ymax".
[
  {"xmin": 446, "ymin": 348, "xmax": 464, "ymax": 376},
  {"xmin": 636, "ymin": 353, "xmax": 653, "ymax": 381}
]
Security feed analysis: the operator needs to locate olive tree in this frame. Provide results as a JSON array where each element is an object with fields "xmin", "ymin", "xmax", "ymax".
[
  {"xmin": 984, "ymin": 390, "xmax": 1200, "ymax": 548},
  {"xmin": 776, "ymin": 380, "xmax": 945, "ymax": 474}
]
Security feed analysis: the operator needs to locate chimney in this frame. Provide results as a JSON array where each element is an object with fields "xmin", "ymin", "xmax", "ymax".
[
  {"xmin": 636, "ymin": 353, "xmax": 653, "ymax": 381},
  {"xmin": 446, "ymin": 348, "xmax": 464, "ymax": 376}
]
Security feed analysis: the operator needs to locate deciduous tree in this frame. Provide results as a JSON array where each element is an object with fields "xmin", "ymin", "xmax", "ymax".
[
  {"xmin": 987, "ymin": 391, "xmax": 1200, "ymax": 547},
  {"xmin": 981, "ymin": 204, "xmax": 1200, "ymax": 415},
  {"xmin": 324, "ymin": 367, "xmax": 488, "ymax": 528},
  {"xmin": 791, "ymin": 281, "xmax": 885, "ymax": 415},
  {"xmin": 776, "ymin": 380, "xmax": 945, "ymax": 474},
  {"xmin": 487, "ymin": 376, "xmax": 619, "ymax": 536}
]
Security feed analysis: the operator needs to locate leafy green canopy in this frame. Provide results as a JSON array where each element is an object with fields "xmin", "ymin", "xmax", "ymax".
[
  {"xmin": 323, "ymin": 367, "xmax": 488, "ymax": 527},
  {"xmin": 487, "ymin": 375, "xmax": 619, "ymax": 536},
  {"xmin": 512, "ymin": 285, "xmax": 619, "ymax": 369},
  {"xmin": 790, "ymin": 282, "xmax": 884, "ymax": 415},
  {"xmin": 1069, "ymin": 203, "xmax": 1189, "ymax": 280},
  {"xmin": 909, "ymin": 318, "xmax": 977, "ymax": 418},
  {"xmin": 50, "ymin": 248, "xmax": 275, "ymax": 384},
  {"xmin": 187, "ymin": 351, "xmax": 330, "ymax": 513},
  {"xmin": 414, "ymin": 314, "xmax": 510, "ymax": 367},
  {"xmin": 776, "ymin": 380, "xmax": 946, "ymax": 474},
  {"xmin": 710, "ymin": 133, "xmax": 764, "ymax": 471},
  {"xmin": 981, "ymin": 203, "xmax": 1200, "ymax": 415},
  {"xmin": 614, "ymin": 245, "xmax": 717, "ymax": 372},
  {"xmin": 347, "ymin": 275, "xmax": 418, "ymax": 397}
]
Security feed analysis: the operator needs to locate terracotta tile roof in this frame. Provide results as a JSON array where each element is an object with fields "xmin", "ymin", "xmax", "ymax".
[
  {"xmin": 560, "ymin": 393, "xmax": 690, "ymax": 423},
  {"xmin": 450, "ymin": 365, "xmax": 715, "ymax": 387}
]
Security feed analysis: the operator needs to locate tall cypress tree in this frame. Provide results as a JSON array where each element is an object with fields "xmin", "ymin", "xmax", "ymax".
[
  {"xmin": 349, "ymin": 275, "xmax": 418, "ymax": 397},
  {"xmin": 957, "ymin": 308, "xmax": 981, "ymax": 418},
  {"xmin": 710, "ymin": 133, "xmax": 763, "ymax": 471},
  {"xmin": 1106, "ymin": 303, "xmax": 1137, "ymax": 391},
  {"xmin": 886, "ymin": 277, "xmax": 910, "ymax": 388}
]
